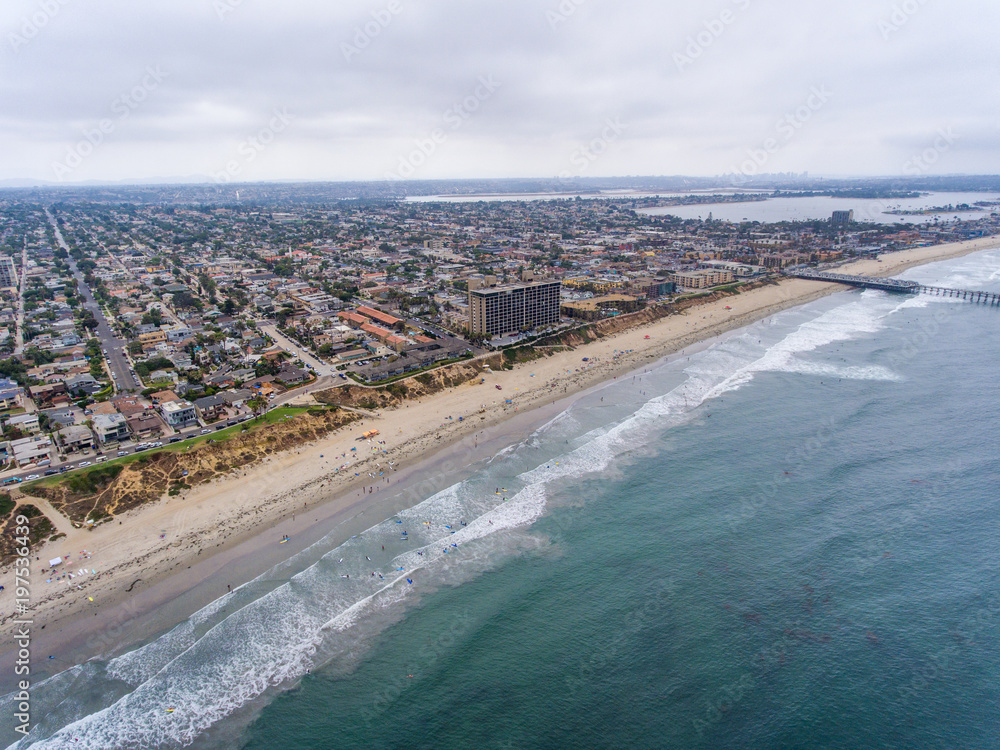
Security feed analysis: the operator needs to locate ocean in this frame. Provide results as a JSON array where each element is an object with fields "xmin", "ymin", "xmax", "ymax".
[{"xmin": 4, "ymin": 249, "xmax": 1000, "ymax": 749}]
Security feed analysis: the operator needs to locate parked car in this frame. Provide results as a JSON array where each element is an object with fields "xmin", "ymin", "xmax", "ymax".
[
  {"xmin": 169, "ymin": 436, "xmax": 182, "ymax": 443},
  {"xmin": 25, "ymin": 474, "xmax": 39, "ymax": 481},
  {"xmin": 201, "ymin": 428, "xmax": 211, "ymax": 434},
  {"xmin": 117, "ymin": 451, "xmax": 129, "ymax": 457},
  {"xmin": 44, "ymin": 469, "xmax": 59, "ymax": 476},
  {"xmin": 79, "ymin": 461, "xmax": 91, "ymax": 467}
]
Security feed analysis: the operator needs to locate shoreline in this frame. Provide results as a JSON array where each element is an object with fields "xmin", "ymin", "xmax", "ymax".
[{"xmin": 1, "ymin": 234, "xmax": 997, "ymax": 688}]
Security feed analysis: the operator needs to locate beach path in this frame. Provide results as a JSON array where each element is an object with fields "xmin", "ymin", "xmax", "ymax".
[{"xmin": 16, "ymin": 493, "xmax": 76, "ymax": 537}]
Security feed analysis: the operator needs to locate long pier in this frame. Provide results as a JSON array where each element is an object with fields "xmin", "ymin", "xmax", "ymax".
[
  {"xmin": 787, "ymin": 270, "xmax": 1000, "ymax": 306},
  {"xmin": 917, "ymin": 285, "xmax": 1000, "ymax": 305}
]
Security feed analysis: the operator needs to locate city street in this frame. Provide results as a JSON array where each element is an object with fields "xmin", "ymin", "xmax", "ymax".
[
  {"xmin": 45, "ymin": 210, "xmax": 134, "ymax": 390},
  {"xmin": 257, "ymin": 321, "xmax": 332, "ymax": 373},
  {"xmin": 13, "ymin": 241, "xmax": 27, "ymax": 355}
]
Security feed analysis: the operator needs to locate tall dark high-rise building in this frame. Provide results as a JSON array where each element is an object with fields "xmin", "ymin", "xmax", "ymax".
[{"xmin": 468, "ymin": 280, "xmax": 561, "ymax": 338}]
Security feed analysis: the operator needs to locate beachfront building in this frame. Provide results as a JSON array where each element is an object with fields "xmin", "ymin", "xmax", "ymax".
[
  {"xmin": 92, "ymin": 413, "xmax": 130, "ymax": 444},
  {"xmin": 468, "ymin": 280, "xmax": 561, "ymax": 338},
  {"xmin": 160, "ymin": 399, "xmax": 198, "ymax": 429},
  {"xmin": 127, "ymin": 413, "xmax": 165, "ymax": 440},
  {"xmin": 671, "ymin": 269, "xmax": 735, "ymax": 290},
  {"xmin": 702, "ymin": 261, "xmax": 765, "ymax": 278},
  {"xmin": 193, "ymin": 394, "xmax": 228, "ymax": 422},
  {"xmin": 626, "ymin": 277, "xmax": 676, "ymax": 300},
  {"xmin": 10, "ymin": 435, "xmax": 52, "ymax": 467},
  {"xmin": 56, "ymin": 425, "xmax": 95, "ymax": 454},
  {"xmin": 561, "ymin": 294, "xmax": 643, "ymax": 322}
]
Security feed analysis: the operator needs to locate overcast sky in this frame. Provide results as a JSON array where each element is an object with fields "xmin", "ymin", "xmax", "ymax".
[{"xmin": 2, "ymin": 0, "xmax": 997, "ymax": 184}]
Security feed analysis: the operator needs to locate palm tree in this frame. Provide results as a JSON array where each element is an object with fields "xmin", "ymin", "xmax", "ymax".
[{"xmin": 248, "ymin": 394, "xmax": 268, "ymax": 421}]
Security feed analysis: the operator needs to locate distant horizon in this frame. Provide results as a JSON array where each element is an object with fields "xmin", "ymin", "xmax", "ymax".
[{"xmin": 3, "ymin": 173, "xmax": 1000, "ymax": 191}]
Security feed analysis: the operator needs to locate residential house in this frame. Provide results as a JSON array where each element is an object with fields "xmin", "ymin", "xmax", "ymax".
[
  {"xmin": 29, "ymin": 383, "xmax": 68, "ymax": 406},
  {"xmin": 42, "ymin": 407, "xmax": 79, "ymax": 430},
  {"xmin": 249, "ymin": 380, "xmax": 279, "ymax": 399},
  {"xmin": 0, "ymin": 378, "xmax": 21, "ymax": 410},
  {"xmin": 92, "ymin": 413, "xmax": 130, "ymax": 444},
  {"xmin": 149, "ymin": 369, "xmax": 179, "ymax": 384},
  {"xmin": 4, "ymin": 413, "xmax": 40, "ymax": 435},
  {"xmin": 193, "ymin": 394, "xmax": 228, "ymax": 422},
  {"xmin": 138, "ymin": 330, "xmax": 167, "ymax": 347},
  {"xmin": 65, "ymin": 374, "xmax": 103, "ymax": 397},
  {"xmin": 11, "ymin": 435, "xmax": 52, "ymax": 467},
  {"xmin": 56, "ymin": 425, "xmax": 95, "ymax": 454},
  {"xmin": 219, "ymin": 389, "xmax": 252, "ymax": 409},
  {"xmin": 165, "ymin": 326, "xmax": 193, "ymax": 342},
  {"xmin": 160, "ymin": 399, "xmax": 198, "ymax": 429},
  {"xmin": 228, "ymin": 368, "xmax": 256, "ymax": 383},
  {"xmin": 112, "ymin": 395, "xmax": 148, "ymax": 419},
  {"xmin": 275, "ymin": 366, "xmax": 310, "ymax": 385},
  {"xmin": 127, "ymin": 413, "xmax": 165, "ymax": 440}
]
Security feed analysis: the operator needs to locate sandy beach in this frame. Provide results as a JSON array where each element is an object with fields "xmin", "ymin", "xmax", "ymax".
[{"xmin": 1, "ymin": 234, "xmax": 996, "ymax": 684}]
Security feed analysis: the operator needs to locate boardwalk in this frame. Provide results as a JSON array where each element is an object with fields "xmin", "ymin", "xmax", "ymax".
[{"xmin": 788, "ymin": 270, "xmax": 1000, "ymax": 306}]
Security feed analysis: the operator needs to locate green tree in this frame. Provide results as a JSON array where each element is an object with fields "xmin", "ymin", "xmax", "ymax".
[
  {"xmin": 80, "ymin": 310, "xmax": 99, "ymax": 330},
  {"xmin": 142, "ymin": 308, "xmax": 163, "ymax": 326},
  {"xmin": 247, "ymin": 394, "xmax": 268, "ymax": 420}
]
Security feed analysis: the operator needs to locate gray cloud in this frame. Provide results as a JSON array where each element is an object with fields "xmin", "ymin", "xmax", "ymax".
[{"xmin": 1, "ymin": 0, "xmax": 997, "ymax": 182}]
